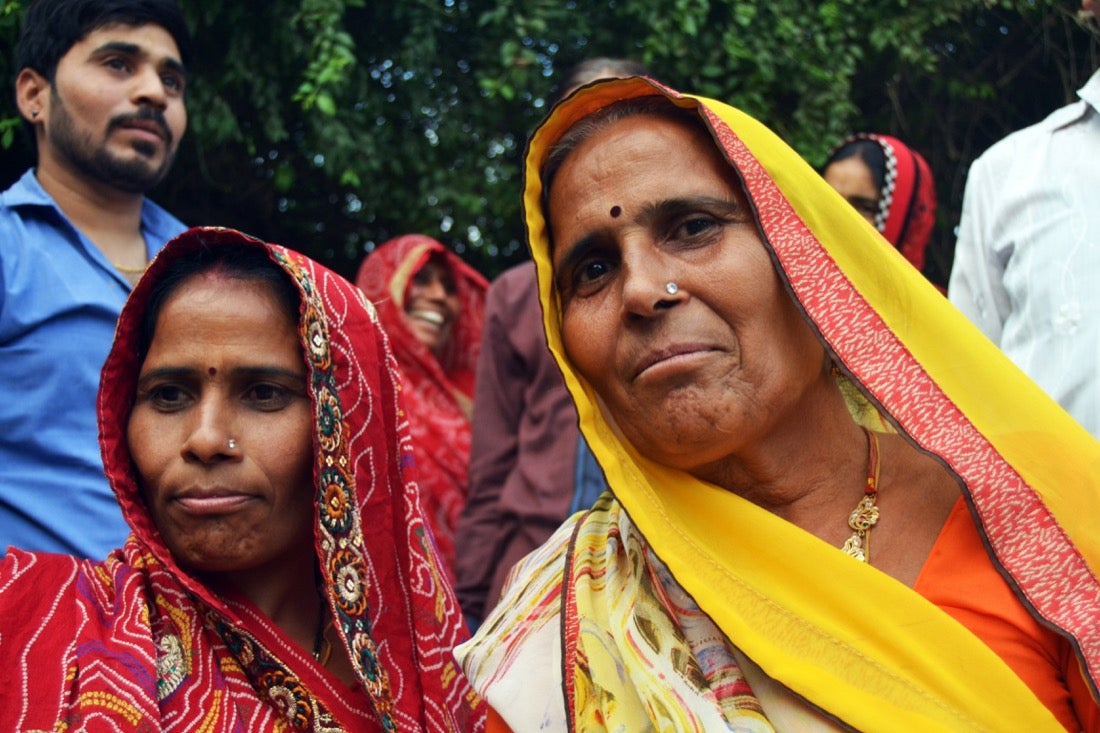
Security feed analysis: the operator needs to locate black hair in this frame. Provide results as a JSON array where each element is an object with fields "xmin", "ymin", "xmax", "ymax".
[
  {"xmin": 15, "ymin": 0, "xmax": 192, "ymax": 82},
  {"xmin": 824, "ymin": 139, "xmax": 887, "ymax": 192},
  {"xmin": 137, "ymin": 244, "xmax": 302, "ymax": 365},
  {"xmin": 549, "ymin": 57, "xmax": 651, "ymax": 106}
]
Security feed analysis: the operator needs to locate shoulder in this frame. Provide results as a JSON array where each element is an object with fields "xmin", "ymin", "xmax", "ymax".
[
  {"xmin": 487, "ymin": 261, "xmax": 537, "ymax": 306},
  {"xmin": 0, "ymin": 550, "xmax": 95, "ymax": 654},
  {"xmin": 455, "ymin": 515, "xmax": 576, "ymax": 730},
  {"xmin": 971, "ymin": 97, "xmax": 1089, "ymax": 177},
  {"xmin": 497, "ymin": 512, "xmax": 577, "ymax": 619},
  {"xmin": 0, "ymin": 549, "xmax": 162, "ymax": 727},
  {"xmin": 0, "ymin": 547, "xmax": 156, "ymax": 651},
  {"xmin": 0, "ymin": 173, "xmax": 82, "ymax": 275},
  {"xmin": 0, "ymin": 548, "xmax": 131, "ymax": 614},
  {"xmin": 456, "ymin": 498, "xmax": 637, "ymax": 730},
  {"xmin": 0, "ymin": 169, "xmax": 42, "ymax": 207},
  {"xmin": 495, "ymin": 260, "xmax": 537, "ymax": 288},
  {"xmin": 140, "ymin": 199, "xmax": 187, "ymax": 248},
  {"xmin": 456, "ymin": 503, "xmax": 617, "ymax": 675},
  {"xmin": 0, "ymin": 170, "xmax": 59, "ymax": 238},
  {"xmin": 456, "ymin": 513, "xmax": 577, "ymax": 667}
]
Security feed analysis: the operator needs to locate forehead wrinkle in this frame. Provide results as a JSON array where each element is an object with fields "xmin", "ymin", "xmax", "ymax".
[{"xmin": 548, "ymin": 117, "xmax": 716, "ymax": 253}]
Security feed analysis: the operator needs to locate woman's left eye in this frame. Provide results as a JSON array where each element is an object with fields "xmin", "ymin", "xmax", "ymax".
[
  {"xmin": 673, "ymin": 215, "xmax": 719, "ymax": 241},
  {"xmin": 244, "ymin": 384, "xmax": 294, "ymax": 410}
]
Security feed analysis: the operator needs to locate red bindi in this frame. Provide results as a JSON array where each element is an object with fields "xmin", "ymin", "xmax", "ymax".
[
  {"xmin": 208, "ymin": 367, "xmax": 217, "ymax": 376},
  {"xmin": 610, "ymin": 205, "xmax": 622, "ymax": 218}
]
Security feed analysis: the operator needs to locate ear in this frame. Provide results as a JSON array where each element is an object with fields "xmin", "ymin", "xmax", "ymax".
[{"xmin": 15, "ymin": 68, "xmax": 50, "ymax": 126}]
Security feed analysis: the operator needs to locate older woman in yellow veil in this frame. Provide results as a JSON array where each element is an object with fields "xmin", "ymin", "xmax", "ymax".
[{"xmin": 454, "ymin": 77, "xmax": 1100, "ymax": 732}]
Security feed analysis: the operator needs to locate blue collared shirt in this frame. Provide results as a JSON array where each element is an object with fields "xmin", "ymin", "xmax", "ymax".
[{"xmin": 0, "ymin": 169, "xmax": 185, "ymax": 558}]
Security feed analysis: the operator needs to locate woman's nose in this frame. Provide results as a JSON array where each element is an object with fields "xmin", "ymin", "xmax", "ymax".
[
  {"xmin": 180, "ymin": 400, "xmax": 236, "ymax": 463},
  {"xmin": 619, "ymin": 248, "xmax": 684, "ymax": 318},
  {"xmin": 422, "ymin": 276, "xmax": 448, "ymax": 300}
]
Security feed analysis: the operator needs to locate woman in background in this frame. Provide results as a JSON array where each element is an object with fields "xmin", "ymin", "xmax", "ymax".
[
  {"xmin": 823, "ymin": 134, "xmax": 940, "ymax": 288},
  {"xmin": 356, "ymin": 234, "xmax": 487, "ymax": 579}
]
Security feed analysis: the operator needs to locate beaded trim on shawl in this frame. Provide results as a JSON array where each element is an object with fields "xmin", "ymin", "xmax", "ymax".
[
  {"xmin": 875, "ymin": 138, "xmax": 898, "ymax": 233},
  {"xmin": 270, "ymin": 247, "xmax": 397, "ymax": 728},
  {"xmin": 209, "ymin": 613, "xmax": 345, "ymax": 730}
]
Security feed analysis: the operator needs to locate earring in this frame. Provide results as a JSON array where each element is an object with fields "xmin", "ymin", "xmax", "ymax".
[
  {"xmin": 227, "ymin": 438, "xmax": 237, "ymax": 450},
  {"xmin": 665, "ymin": 282, "xmax": 679, "ymax": 295},
  {"xmin": 31, "ymin": 110, "xmax": 39, "ymax": 119}
]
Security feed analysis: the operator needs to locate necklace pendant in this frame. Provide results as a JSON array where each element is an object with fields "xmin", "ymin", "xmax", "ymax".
[
  {"xmin": 838, "ymin": 428, "xmax": 881, "ymax": 564},
  {"xmin": 841, "ymin": 534, "xmax": 867, "ymax": 562},
  {"xmin": 848, "ymin": 496, "xmax": 880, "ymax": 532}
]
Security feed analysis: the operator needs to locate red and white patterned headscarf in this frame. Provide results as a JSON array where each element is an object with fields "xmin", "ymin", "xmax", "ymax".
[
  {"xmin": 828, "ymin": 133, "xmax": 938, "ymax": 272},
  {"xmin": 355, "ymin": 235, "xmax": 487, "ymax": 579},
  {"xmin": 0, "ymin": 227, "xmax": 485, "ymax": 732}
]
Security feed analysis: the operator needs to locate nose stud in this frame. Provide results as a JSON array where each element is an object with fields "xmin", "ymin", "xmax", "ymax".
[
  {"xmin": 665, "ymin": 282, "xmax": 679, "ymax": 295},
  {"xmin": 227, "ymin": 439, "xmax": 237, "ymax": 450}
]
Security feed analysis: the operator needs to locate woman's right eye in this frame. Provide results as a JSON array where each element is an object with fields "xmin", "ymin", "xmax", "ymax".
[
  {"xmin": 145, "ymin": 385, "xmax": 190, "ymax": 411},
  {"xmin": 568, "ymin": 257, "xmax": 615, "ymax": 298},
  {"xmin": 580, "ymin": 260, "xmax": 611, "ymax": 284}
]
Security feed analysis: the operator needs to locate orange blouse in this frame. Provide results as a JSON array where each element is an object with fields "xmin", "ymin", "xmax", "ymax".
[
  {"xmin": 485, "ymin": 707, "xmax": 511, "ymax": 733},
  {"xmin": 915, "ymin": 498, "xmax": 1098, "ymax": 731}
]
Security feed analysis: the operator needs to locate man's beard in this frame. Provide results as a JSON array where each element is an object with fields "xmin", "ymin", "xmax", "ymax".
[{"xmin": 47, "ymin": 89, "xmax": 177, "ymax": 194}]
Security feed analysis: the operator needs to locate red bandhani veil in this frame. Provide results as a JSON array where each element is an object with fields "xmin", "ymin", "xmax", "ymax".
[
  {"xmin": 0, "ymin": 228, "xmax": 485, "ymax": 732},
  {"xmin": 830, "ymin": 133, "xmax": 937, "ymax": 273},
  {"xmin": 356, "ymin": 235, "xmax": 487, "ymax": 579}
]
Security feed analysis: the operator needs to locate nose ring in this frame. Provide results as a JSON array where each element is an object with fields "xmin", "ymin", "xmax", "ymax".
[
  {"xmin": 227, "ymin": 438, "xmax": 237, "ymax": 450},
  {"xmin": 665, "ymin": 282, "xmax": 679, "ymax": 295}
]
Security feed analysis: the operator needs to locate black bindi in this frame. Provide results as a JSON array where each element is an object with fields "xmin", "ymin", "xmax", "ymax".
[
  {"xmin": 610, "ymin": 205, "xmax": 622, "ymax": 218},
  {"xmin": 208, "ymin": 367, "xmax": 217, "ymax": 376}
]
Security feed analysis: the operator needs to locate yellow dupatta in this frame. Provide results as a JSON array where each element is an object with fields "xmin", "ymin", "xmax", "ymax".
[{"xmin": 521, "ymin": 78, "xmax": 1100, "ymax": 731}]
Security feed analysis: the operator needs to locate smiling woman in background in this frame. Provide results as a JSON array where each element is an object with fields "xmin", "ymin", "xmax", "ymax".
[
  {"xmin": 356, "ymin": 235, "xmax": 487, "ymax": 580},
  {"xmin": 0, "ymin": 227, "xmax": 483, "ymax": 731},
  {"xmin": 455, "ymin": 78, "xmax": 1099, "ymax": 732}
]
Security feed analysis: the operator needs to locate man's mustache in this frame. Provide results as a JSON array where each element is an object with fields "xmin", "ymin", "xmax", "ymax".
[{"xmin": 108, "ymin": 108, "xmax": 173, "ymax": 147}]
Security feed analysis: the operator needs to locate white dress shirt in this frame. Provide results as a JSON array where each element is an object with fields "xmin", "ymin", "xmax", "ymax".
[{"xmin": 949, "ymin": 69, "xmax": 1100, "ymax": 437}]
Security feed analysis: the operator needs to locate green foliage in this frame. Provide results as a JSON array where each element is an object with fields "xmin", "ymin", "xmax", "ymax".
[{"xmin": 0, "ymin": 0, "xmax": 1095, "ymax": 284}]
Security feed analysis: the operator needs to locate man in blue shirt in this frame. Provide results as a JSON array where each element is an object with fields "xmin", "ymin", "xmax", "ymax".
[{"xmin": 0, "ymin": 0, "xmax": 191, "ymax": 558}]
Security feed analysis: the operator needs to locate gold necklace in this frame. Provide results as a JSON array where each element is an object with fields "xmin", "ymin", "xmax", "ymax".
[
  {"xmin": 841, "ymin": 427, "xmax": 881, "ymax": 563},
  {"xmin": 112, "ymin": 261, "xmax": 148, "ymax": 275}
]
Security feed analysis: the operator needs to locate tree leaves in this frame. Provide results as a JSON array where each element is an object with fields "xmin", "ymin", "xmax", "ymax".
[{"xmin": 0, "ymin": 0, "xmax": 1094, "ymax": 285}]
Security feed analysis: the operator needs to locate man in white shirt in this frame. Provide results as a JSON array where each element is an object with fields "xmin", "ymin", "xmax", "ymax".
[{"xmin": 949, "ymin": 7, "xmax": 1100, "ymax": 437}]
